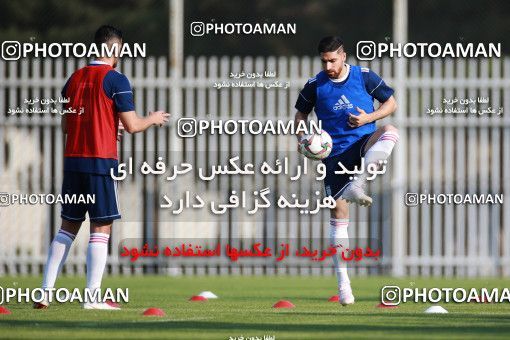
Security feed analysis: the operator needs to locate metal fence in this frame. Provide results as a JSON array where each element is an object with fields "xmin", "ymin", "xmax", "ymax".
[{"xmin": 0, "ymin": 56, "xmax": 508, "ymax": 277}]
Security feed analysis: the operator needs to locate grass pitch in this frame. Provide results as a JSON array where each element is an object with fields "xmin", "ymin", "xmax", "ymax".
[{"xmin": 0, "ymin": 276, "xmax": 509, "ymax": 339}]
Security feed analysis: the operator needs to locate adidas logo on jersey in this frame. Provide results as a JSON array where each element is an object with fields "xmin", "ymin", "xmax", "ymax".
[{"xmin": 333, "ymin": 95, "xmax": 354, "ymax": 110}]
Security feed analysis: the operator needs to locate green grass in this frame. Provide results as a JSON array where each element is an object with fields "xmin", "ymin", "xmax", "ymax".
[{"xmin": 0, "ymin": 276, "xmax": 509, "ymax": 339}]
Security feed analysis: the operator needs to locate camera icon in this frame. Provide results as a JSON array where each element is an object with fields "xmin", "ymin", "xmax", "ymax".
[
  {"xmin": 2, "ymin": 41, "xmax": 21, "ymax": 61},
  {"xmin": 0, "ymin": 193, "xmax": 10, "ymax": 207},
  {"xmin": 381, "ymin": 285, "xmax": 401, "ymax": 306},
  {"xmin": 405, "ymin": 193, "xmax": 419, "ymax": 207},
  {"xmin": 356, "ymin": 41, "xmax": 376, "ymax": 61},
  {"xmin": 177, "ymin": 118, "xmax": 197, "ymax": 138},
  {"xmin": 190, "ymin": 22, "xmax": 206, "ymax": 36}
]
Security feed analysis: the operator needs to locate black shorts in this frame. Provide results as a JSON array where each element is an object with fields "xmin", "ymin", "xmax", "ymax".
[{"xmin": 323, "ymin": 133, "xmax": 374, "ymax": 200}]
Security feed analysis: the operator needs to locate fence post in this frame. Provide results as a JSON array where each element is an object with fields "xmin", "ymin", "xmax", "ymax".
[{"xmin": 391, "ymin": 0, "xmax": 408, "ymax": 277}]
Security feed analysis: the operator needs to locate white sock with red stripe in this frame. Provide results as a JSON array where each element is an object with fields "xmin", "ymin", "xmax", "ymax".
[
  {"xmin": 354, "ymin": 130, "xmax": 399, "ymax": 187},
  {"xmin": 42, "ymin": 229, "xmax": 76, "ymax": 289},
  {"xmin": 329, "ymin": 218, "xmax": 350, "ymax": 288},
  {"xmin": 86, "ymin": 233, "xmax": 110, "ymax": 293}
]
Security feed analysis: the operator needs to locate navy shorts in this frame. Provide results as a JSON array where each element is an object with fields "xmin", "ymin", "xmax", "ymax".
[
  {"xmin": 323, "ymin": 133, "xmax": 374, "ymax": 200},
  {"xmin": 61, "ymin": 171, "xmax": 121, "ymax": 223}
]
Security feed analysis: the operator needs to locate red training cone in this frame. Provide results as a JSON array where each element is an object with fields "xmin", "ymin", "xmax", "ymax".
[
  {"xmin": 328, "ymin": 295, "xmax": 339, "ymax": 302},
  {"xmin": 475, "ymin": 296, "xmax": 491, "ymax": 303},
  {"xmin": 189, "ymin": 295, "xmax": 207, "ymax": 301},
  {"xmin": 376, "ymin": 303, "xmax": 399, "ymax": 308},
  {"xmin": 0, "ymin": 306, "xmax": 12, "ymax": 314},
  {"xmin": 142, "ymin": 307, "xmax": 165, "ymax": 316},
  {"xmin": 272, "ymin": 300, "xmax": 295, "ymax": 308},
  {"xmin": 105, "ymin": 300, "xmax": 121, "ymax": 308}
]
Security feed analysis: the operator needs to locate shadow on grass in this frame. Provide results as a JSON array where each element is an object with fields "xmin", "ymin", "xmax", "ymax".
[{"xmin": 1, "ymin": 314, "xmax": 509, "ymax": 336}]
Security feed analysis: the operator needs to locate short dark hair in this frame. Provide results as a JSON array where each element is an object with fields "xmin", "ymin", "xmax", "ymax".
[
  {"xmin": 317, "ymin": 36, "xmax": 344, "ymax": 54},
  {"xmin": 94, "ymin": 25, "xmax": 123, "ymax": 46}
]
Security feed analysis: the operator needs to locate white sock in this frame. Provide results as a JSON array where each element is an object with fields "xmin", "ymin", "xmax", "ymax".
[
  {"xmin": 42, "ymin": 229, "xmax": 76, "ymax": 289},
  {"xmin": 86, "ymin": 233, "xmax": 110, "ymax": 293},
  {"xmin": 329, "ymin": 218, "xmax": 350, "ymax": 288},
  {"xmin": 355, "ymin": 130, "xmax": 399, "ymax": 187}
]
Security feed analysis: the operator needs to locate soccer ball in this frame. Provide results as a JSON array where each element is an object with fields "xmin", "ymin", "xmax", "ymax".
[{"xmin": 299, "ymin": 130, "xmax": 333, "ymax": 160}]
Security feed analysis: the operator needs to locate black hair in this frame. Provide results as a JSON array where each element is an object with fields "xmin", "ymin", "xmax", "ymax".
[
  {"xmin": 317, "ymin": 36, "xmax": 344, "ymax": 54},
  {"xmin": 94, "ymin": 25, "xmax": 123, "ymax": 46}
]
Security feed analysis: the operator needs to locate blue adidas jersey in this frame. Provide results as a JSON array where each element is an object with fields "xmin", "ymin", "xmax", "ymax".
[{"xmin": 295, "ymin": 65, "xmax": 394, "ymax": 157}]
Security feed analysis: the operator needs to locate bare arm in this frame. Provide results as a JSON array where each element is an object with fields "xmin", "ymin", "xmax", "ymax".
[
  {"xmin": 368, "ymin": 95, "xmax": 397, "ymax": 122},
  {"xmin": 348, "ymin": 95, "xmax": 397, "ymax": 128},
  {"xmin": 295, "ymin": 110, "xmax": 309, "ymax": 141},
  {"xmin": 119, "ymin": 110, "xmax": 170, "ymax": 134}
]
